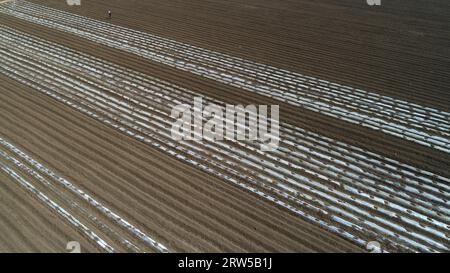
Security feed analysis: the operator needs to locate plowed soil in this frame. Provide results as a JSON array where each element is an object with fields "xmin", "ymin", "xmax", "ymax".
[{"xmin": 0, "ymin": 0, "xmax": 449, "ymax": 252}]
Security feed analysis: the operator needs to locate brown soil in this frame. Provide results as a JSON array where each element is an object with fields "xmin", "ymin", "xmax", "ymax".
[{"xmin": 1, "ymin": 0, "xmax": 449, "ymax": 252}]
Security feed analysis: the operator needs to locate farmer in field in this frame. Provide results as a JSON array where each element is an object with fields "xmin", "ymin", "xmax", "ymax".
[{"xmin": 108, "ymin": 10, "xmax": 112, "ymax": 19}]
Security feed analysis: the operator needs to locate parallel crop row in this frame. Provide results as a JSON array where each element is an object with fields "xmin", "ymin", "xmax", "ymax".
[
  {"xmin": 1, "ymin": 0, "xmax": 449, "ymax": 153},
  {"xmin": 0, "ymin": 26, "xmax": 448, "ymax": 252}
]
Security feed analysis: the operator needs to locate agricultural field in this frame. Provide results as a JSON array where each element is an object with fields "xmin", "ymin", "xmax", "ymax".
[{"xmin": 0, "ymin": 0, "xmax": 449, "ymax": 253}]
